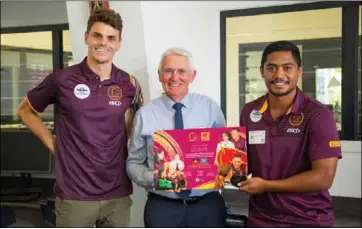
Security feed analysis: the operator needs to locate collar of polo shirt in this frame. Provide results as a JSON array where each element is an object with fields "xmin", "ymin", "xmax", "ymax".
[
  {"xmin": 258, "ymin": 87, "xmax": 303, "ymax": 115},
  {"xmin": 79, "ymin": 57, "xmax": 121, "ymax": 83}
]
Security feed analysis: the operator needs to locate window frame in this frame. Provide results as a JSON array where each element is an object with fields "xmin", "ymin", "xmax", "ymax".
[
  {"xmin": 1, "ymin": 23, "xmax": 69, "ymax": 133},
  {"xmin": 220, "ymin": 1, "xmax": 361, "ymax": 141},
  {"xmin": 1, "ymin": 23, "xmax": 69, "ymax": 71}
]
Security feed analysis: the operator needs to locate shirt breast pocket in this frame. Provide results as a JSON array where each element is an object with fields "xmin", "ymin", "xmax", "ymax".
[
  {"xmin": 274, "ymin": 124, "xmax": 305, "ymax": 150},
  {"xmin": 107, "ymin": 97, "xmax": 131, "ymax": 115},
  {"xmin": 276, "ymin": 123, "xmax": 305, "ymax": 137},
  {"xmin": 271, "ymin": 126, "xmax": 307, "ymax": 171}
]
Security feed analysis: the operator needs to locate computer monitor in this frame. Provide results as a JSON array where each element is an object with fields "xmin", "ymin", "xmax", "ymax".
[{"xmin": 1, "ymin": 130, "xmax": 52, "ymax": 175}]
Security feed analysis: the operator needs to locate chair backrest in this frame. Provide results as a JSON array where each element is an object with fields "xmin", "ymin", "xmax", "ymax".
[{"xmin": 0, "ymin": 206, "xmax": 16, "ymax": 227}]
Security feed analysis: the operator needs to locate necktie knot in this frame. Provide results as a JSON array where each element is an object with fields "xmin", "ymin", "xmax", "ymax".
[{"xmin": 172, "ymin": 102, "xmax": 184, "ymax": 111}]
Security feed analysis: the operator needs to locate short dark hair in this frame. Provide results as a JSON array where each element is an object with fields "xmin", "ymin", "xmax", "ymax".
[
  {"xmin": 260, "ymin": 41, "xmax": 302, "ymax": 68},
  {"xmin": 222, "ymin": 132, "xmax": 231, "ymax": 139},
  {"xmin": 86, "ymin": 8, "xmax": 123, "ymax": 39}
]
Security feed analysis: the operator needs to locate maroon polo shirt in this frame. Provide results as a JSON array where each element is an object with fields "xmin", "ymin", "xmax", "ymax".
[
  {"xmin": 233, "ymin": 137, "xmax": 246, "ymax": 152},
  {"xmin": 26, "ymin": 57, "xmax": 136, "ymax": 200},
  {"xmin": 240, "ymin": 87, "xmax": 342, "ymax": 227},
  {"xmin": 231, "ymin": 164, "xmax": 246, "ymax": 177}
]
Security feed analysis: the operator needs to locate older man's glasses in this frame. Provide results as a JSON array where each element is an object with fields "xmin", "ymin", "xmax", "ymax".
[{"xmin": 161, "ymin": 68, "xmax": 190, "ymax": 77}]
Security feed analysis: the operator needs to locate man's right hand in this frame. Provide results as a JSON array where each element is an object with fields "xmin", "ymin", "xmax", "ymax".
[{"xmin": 17, "ymin": 97, "xmax": 55, "ymax": 156}]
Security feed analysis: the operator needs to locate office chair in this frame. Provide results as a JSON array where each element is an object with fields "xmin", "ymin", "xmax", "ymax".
[
  {"xmin": 40, "ymin": 198, "xmax": 56, "ymax": 227},
  {"xmin": 0, "ymin": 205, "xmax": 16, "ymax": 227}
]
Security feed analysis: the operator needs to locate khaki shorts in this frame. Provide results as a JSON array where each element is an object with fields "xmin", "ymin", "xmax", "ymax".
[{"xmin": 55, "ymin": 196, "xmax": 132, "ymax": 227}]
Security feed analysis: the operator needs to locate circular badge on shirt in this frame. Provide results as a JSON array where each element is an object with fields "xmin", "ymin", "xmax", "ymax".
[
  {"xmin": 250, "ymin": 110, "xmax": 262, "ymax": 122},
  {"xmin": 74, "ymin": 84, "xmax": 90, "ymax": 99}
]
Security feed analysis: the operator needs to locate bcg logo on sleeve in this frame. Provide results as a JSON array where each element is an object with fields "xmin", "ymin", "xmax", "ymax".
[{"xmin": 329, "ymin": 141, "xmax": 341, "ymax": 148}]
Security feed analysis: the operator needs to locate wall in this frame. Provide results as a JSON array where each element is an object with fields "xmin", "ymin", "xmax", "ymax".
[
  {"xmin": 331, "ymin": 141, "xmax": 361, "ymax": 197},
  {"xmin": 1, "ymin": 1, "xmax": 68, "ymax": 28},
  {"xmin": 140, "ymin": 1, "xmax": 306, "ymax": 102}
]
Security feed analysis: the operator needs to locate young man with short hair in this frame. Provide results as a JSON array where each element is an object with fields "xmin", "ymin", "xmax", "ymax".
[
  {"xmin": 17, "ymin": 8, "xmax": 143, "ymax": 227},
  {"xmin": 239, "ymin": 40, "xmax": 342, "ymax": 227}
]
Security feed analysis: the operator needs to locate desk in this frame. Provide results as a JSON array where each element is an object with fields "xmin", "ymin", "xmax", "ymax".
[
  {"xmin": 0, "ymin": 199, "xmax": 49, "ymax": 227},
  {"xmin": 1, "ymin": 176, "xmax": 55, "ymax": 227},
  {"xmin": 1, "ymin": 196, "xmax": 55, "ymax": 227},
  {"xmin": 1, "ymin": 197, "xmax": 46, "ymax": 209}
]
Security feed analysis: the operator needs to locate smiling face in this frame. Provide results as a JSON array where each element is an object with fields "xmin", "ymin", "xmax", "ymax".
[
  {"xmin": 230, "ymin": 129, "xmax": 239, "ymax": 141},
  {"xmin": 158, "ymin": 55, "xmax": 196, "ymax": 102},
  {"xmin": 222, "ymin": 133, "xmax": 229, "ymax": 142},
  {"xmin": 232, "ymin": 156, "xmax": 242, "ymax": 170},
  {"xmin": 261, "ymin": 51, "xmax": 302, "ymax": 97},
  {"xmin": 84, "ymin": 22, "xmax": 121, "ymax": 65}
]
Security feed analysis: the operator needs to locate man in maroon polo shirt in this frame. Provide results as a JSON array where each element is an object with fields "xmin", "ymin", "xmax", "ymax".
[
  {"xmin": 238, "ymin": 40, "xmax": 342, "ymax": 227},
  {"xmin": 230, "ymin": 128, "xmax": 247, "ymax": 152},
  {"xmin": 16, "ymin": 8, "xmax": 143, "ymax": 227}
]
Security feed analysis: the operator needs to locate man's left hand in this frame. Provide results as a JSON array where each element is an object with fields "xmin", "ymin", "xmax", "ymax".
[{"xmin": 238, "ymin": 177, "xmax": 266, "ymax": 195}]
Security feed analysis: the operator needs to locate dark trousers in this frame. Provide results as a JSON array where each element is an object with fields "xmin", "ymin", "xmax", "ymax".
[{"xmin": 144, "ymin": 191, "xmax": 227, "ymax": 227}]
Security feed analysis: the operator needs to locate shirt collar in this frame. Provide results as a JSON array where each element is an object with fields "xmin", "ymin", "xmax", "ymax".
[
  {"xmin": 79, "ymin": 56, "xmax": 120, "ymax": 83},
  {"xmin": 258, "ymin": 87, "xmax": 303, "ymax": 115},
  {"xmin": 162, "ymin": 93, "xmax": 191, "ymax": 110}
]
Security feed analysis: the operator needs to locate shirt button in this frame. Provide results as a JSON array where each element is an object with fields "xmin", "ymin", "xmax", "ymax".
[{"xmin": 99, "ymin": 85, "xmax": 102, "ymax": 88}]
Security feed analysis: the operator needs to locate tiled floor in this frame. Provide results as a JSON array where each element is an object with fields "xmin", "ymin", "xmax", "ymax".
[{"xmin": 222, "ymin": 189, "xmax": 362, "ymax": 228}]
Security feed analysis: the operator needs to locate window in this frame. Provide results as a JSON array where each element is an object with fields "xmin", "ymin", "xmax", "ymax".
[
  {"xmin": 1, "ymin": 24, "xmax": 69, "ymax": 130},
  {"xmin": 221, "ymin": 2, "xmax": 361, "ymax": 140},
  {"xmin": 63, "ymin": 30, "xmax": 73, "ymax": 67},
  {"xmin": 1, "ymin": 31, "xmax": 53, "ymax": 127}
]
